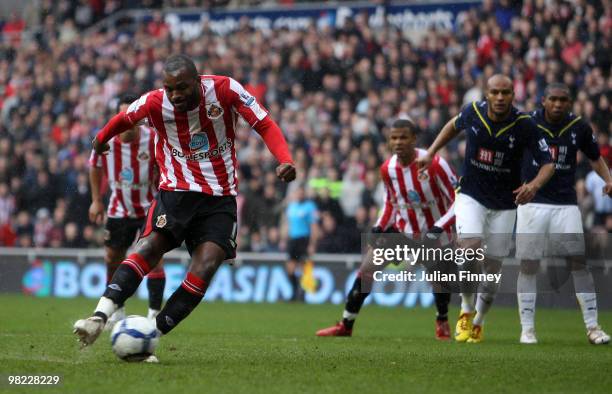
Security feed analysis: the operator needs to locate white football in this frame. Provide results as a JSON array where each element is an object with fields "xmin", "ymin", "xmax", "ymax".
[{"xmin": 110, "ymin": 315, "xmax": 159, "ymax": 361}]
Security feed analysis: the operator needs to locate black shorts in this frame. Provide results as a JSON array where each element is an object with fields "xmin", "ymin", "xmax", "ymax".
[
  {"xmin": 142, "ymin": 190, "xmax": 237, "ymax": 258},
  {"xmin": 288, "ymin": 237, "xmax": 309, "ymax": 262},
  {"xmin": 104, "ymin": 217, "xmax": 145, "ymax": 249}
]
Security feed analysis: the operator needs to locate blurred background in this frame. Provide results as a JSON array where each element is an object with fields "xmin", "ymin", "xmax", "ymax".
[{"xmin": 0, "ymin": 0, "xmax": 609, "ymax": 256}]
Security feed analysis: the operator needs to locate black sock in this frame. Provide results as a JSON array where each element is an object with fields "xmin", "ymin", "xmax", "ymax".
[
  {"xmin": 289, "ymin": 273, "xmax": 299, "ymax": 300},
  {"xmin": 103, "ymin": 264, "xmax": 144, "ymax": 309},
  {"xmin": 434, "ymin": 292, "xmax": 451, "ymax": 321},
  {"xmin": 155, "ymin": 286, "xmax": 203, "ymax": 334},
  {"xmin": 343, "ymin": 277, "xmax": 370, "ymax": 330},
  {"xmin": 147, "ymin": 277, "xmax": 166, "ymax": 310}
]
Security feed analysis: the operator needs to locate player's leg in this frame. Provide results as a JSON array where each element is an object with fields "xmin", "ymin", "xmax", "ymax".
[
  {"xmin": 103, "ymin": 245, "xmax": 128, "ymax": 330},
  {"xmin": 146, "ymin": 260, "xmax": 166, "ymax": 320},
  {"xmin": 553, "ymin": 205, "xmax": 609, "ymax": 344},
  {"xmin": 427, "ymin": 258, "xmax": 457, "ymax": 340},
  {"xmin": 155, "ymin": 242, "xmax": 226, "ymax": 335},
  {"xmin": 515, "ymin": 203, "xmax": 548, "ymax": 344},
  {"xmin": 468, "ymin": 208, "xmax": 516, "ymax": 343},
  {"xmin": 74, "ymin": 231, "xmax": 174, "ymax": 346},
  {"xmin": 517, "ymin": 260, "xmax": 539, "ymax": 344},
  {"xmin": 155, "ymin": 195, "xmax": 237, "ymax": 335},
  {"xmin": 567, "ymin": 256, "xmax": 609, "ymax": 344},
  {"xmin": 316, "ymin": 248, "xmax": 380, "ymax": 337},
  {"xmin": 286, "ymin": 237, "xmax": 307, "ymax": 301},
  {"xmin": 74, "ymin": 194, "xmax": 177, "ymax": 346},
  {"xmin": 454, "ymin": 193, "xmax": 487, "ymax": 341}
]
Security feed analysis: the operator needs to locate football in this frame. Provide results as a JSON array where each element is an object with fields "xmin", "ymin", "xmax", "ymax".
[{"xmin": 110, "ymin": 316, "xmax": 160, "ymax": 362}]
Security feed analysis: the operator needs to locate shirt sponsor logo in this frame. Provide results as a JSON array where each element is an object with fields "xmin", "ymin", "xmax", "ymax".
[
  {"xmin": 407, "ymin": 190, "xmax": 421, "ymax": 203},
  {"xmin": 189, "ymin": 132, "xmax": 210, "ymax": 151},
  {"xmin": 477, "ymin": 148, "xmax": 494, "ymax": 164},
  {"xmin": 120, "ymin": 168, "xmax": 134, "ymax": 183},
  {"xmin": 172, "ymin": 138, "xmax": 233, "ymax": 161}
]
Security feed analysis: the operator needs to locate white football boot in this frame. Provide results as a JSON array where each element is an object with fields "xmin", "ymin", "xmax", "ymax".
[
  {"xmin": 73, "ymin": 316, "xmax": 105, "ymax": 347},
  {"xmin": 587, "ymin": 326, "xmax": 610, "ymax": 345},
  {"xmin": 520, "ymin": 327, "xmax": 538, "ymax": 344}
]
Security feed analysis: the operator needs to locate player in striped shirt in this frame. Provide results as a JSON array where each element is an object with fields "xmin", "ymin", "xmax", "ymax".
[
  {"xmin": 88, "ymin": 94, "xmax": 165, "ymax": 329},
  {"xmin": 316, "ymin": 119, "xmax": 458, "ymax": 339},
  {"xmin": 74, "ymin": 55, "xmax": 295, "ymax": 351}
]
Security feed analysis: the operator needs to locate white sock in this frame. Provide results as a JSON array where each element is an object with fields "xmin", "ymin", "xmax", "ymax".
[
  {"xmin": 517, "ymin": 272, "xmax": 537, "ymax": 330},
  {"xmin": 95, "ymin": 296, "xmax": 118, "ymax": 319},
  {"xmin": 572, "ymin": 269, "xmax": 598, "ymax": 329},
  {"xmin": 342, "ymin": 310, "xmax": 358, "ymax": 321},
  {"xmin": 473, "ymin": 281, "xmax": 500, "ymax": 326},
  {"xmin": 460, "ymin": 293, "xmax": 475, "ymax": 313},
  {"xmin": 147, "ymin": 308, "xmax": 160, "ymax": 320}
]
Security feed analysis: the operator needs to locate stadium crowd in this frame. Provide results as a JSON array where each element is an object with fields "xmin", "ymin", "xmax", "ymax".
[{"xmin": 0, "ymin": 0, "xmax": 610, "ymax": 252}]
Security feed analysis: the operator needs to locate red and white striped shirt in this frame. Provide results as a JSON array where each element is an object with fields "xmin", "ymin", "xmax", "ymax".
[
  {"xmin": 89, "ymin": 127, "xmax": 157, "ymax": 219},
  {"xmin": 375, "ymin": 149, "xmax": 457, "ymax": 237},
  {"xmin": 109, "ymin": 75, "xmax": 289, "ymax": 195}
]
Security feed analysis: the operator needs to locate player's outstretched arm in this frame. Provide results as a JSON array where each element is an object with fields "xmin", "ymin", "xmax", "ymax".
[
  {"xmin": 92, "ymin": 112, "xmax": 137, "ymax": 154},
  {"xmin": 417, "ymin": 117, "xmax": 459, "ymax": 172},
  {"xmin": 590, "ymin": 156, "xmax": 612, "ymax": 197},
  {"xmin": 513, "ymin": 162, "xmax": 555, "ymax": 205},
  {"xmin": 254, "ymin": 116, "xmax": 296, "ymax": 182}
]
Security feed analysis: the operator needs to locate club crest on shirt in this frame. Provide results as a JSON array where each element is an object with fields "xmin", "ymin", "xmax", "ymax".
[
  {"xmin": 120, "ymin": 168, "xmax": 134, "ymax": 183},
  {"xmin": 138, "ymin": 151, "xmax": 150, "ymax": 161},
  {"xmin": 206, "ymin": 103, "xmax": 224, "ymax": 119},
  {"xmin": 418, "ymin": 171, "xmax": 429, "ymax": 181},
  {"xmin": 189, "ymin": 132, "xmax": 210, "ymax": 151},
  {"xmin": 155, "ymin": 214, "xmax": 167, "ymax": 228}
]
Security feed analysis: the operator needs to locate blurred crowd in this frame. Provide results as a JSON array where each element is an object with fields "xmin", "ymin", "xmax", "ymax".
[{"xmin": 0, "ymin": 0, "xmax": 610, "ymax": 252}]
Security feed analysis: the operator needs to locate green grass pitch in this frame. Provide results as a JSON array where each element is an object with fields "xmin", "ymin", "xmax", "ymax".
[{"xmin": 1, "ymin": 295, "xmax": 611, "ymax": 393}]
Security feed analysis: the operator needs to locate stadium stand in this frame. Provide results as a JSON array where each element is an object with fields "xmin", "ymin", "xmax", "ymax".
[{"xmin": 0, "ymin": 0, "xmax": 609, "ymax": 250}]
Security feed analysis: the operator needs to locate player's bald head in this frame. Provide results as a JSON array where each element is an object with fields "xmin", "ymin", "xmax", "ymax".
[
  {"xmin": 486, "ymin": 74, "xmax": 513, "ymax": 92},
  {"xmin": 163, "ymin": 54, "xmax": 198, "ymax": 79}
]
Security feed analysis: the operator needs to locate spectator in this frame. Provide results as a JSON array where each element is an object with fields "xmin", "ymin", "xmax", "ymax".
[{"xmin": 0, "ymin": 0, "xmax": 608, "ymax": 250}]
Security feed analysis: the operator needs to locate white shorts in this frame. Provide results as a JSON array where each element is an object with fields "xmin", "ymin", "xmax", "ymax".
[
  {"xmin": 455, "ymin": 193, "xmax": 516, "ymax": 258},
  {"xmin": 515, "ymin": 203, "xmax": 584, "ymax": 259}
]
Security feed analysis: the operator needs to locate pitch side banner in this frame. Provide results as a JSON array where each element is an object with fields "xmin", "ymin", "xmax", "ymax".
[
  {"xmin": 162, "ymin": 1, "xmax": 480, "ymax": 38},
  {"xmin": 0, "ymin": 252, "xmax": 434, "ymax": 308},
  {"xmin": 1, "ymin": 249, "xmax": 612, "ymax": 309}
]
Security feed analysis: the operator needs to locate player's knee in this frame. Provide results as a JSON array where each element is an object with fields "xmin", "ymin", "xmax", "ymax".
[
  {"xmin": 134, "ymin": 235, "xmax": 166, "ymax": 265},
  {"xmin": 520, "ymin": 260, "xmax": 539, "ymax": 275},
  {"xmin": 189, "ymin": 242, "xmax": 226, "ymax": 279}
]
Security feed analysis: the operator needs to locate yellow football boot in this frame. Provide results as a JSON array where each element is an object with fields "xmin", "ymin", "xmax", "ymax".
[
  {"xmin": 466, "ymin": 324, "xmax": 483, "ymax": 343},
  {"xmin": 454, "ymin": 312, "xmax": 474, "ymax": 342}
]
